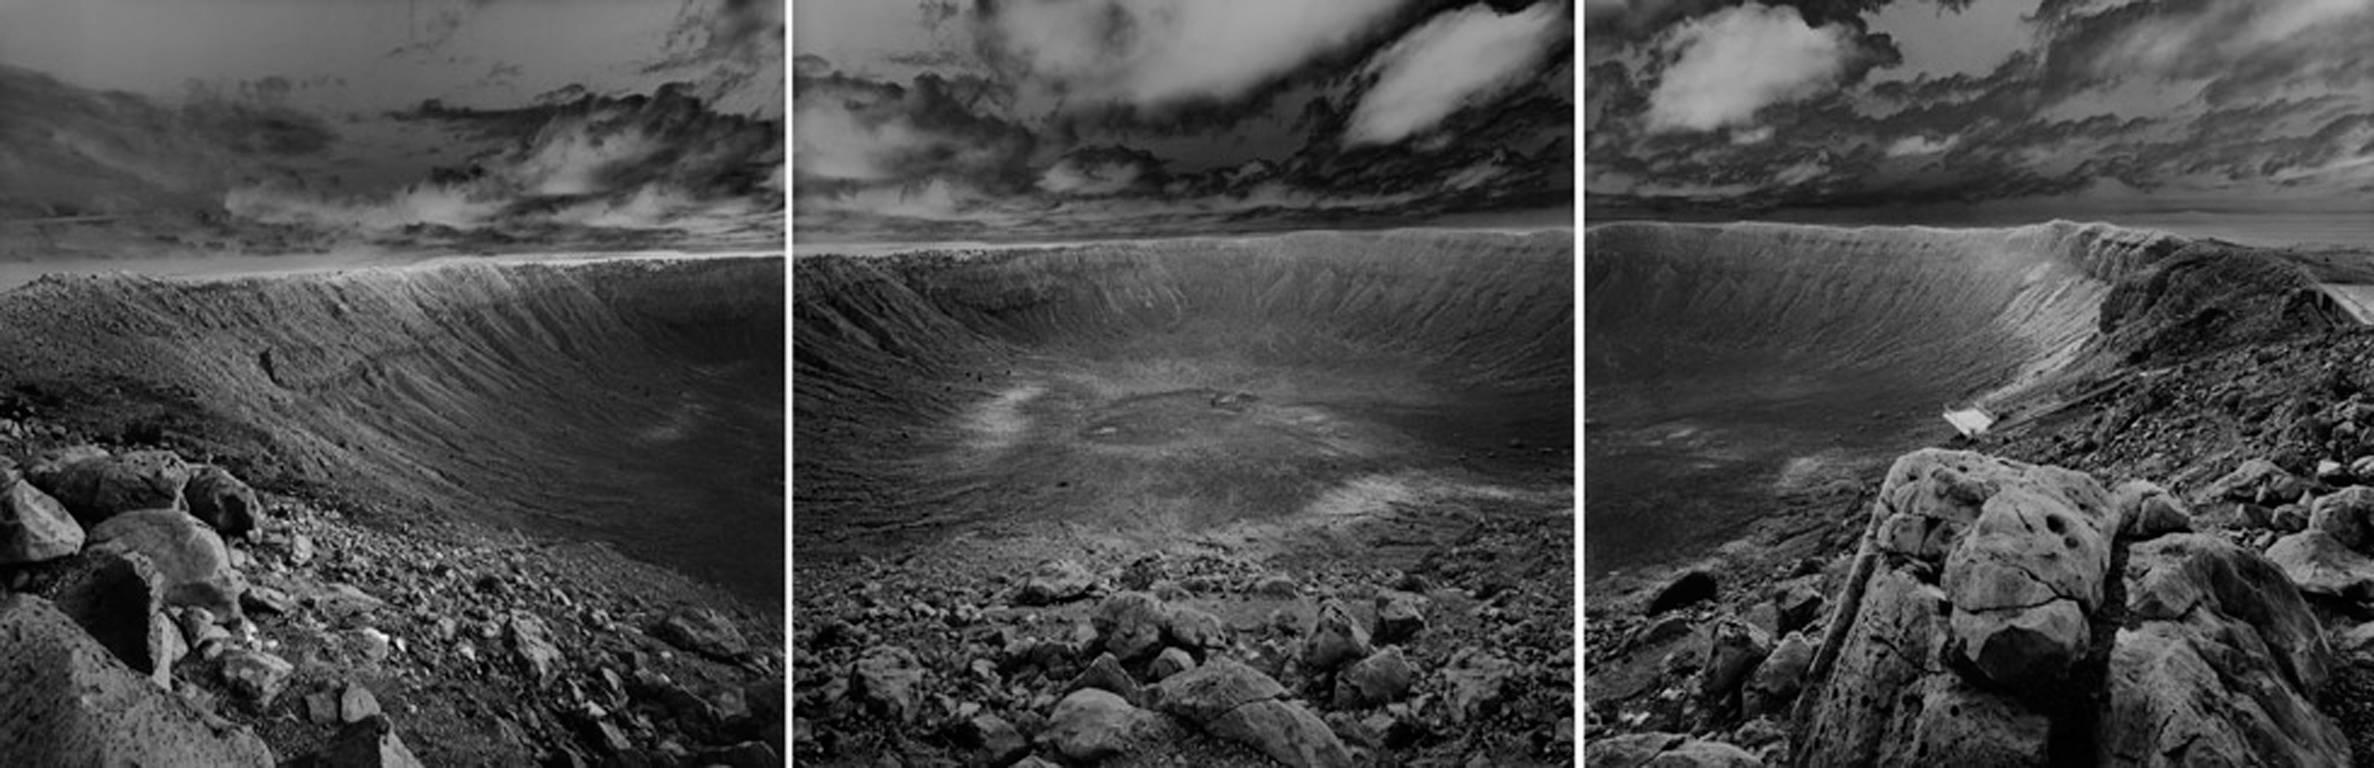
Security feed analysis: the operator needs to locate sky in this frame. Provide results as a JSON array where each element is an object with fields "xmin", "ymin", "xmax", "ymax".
[
  {"xmin": 791, "ymin": 0, "xmax": 1576, "ymax": 242},
  {"xmin": 0, "ymin": 0, "xmax": 784, "ymax": 252},
  {"xmin": 1585, "ymin": 0, "xmax": 2374, "ymax": 218}
]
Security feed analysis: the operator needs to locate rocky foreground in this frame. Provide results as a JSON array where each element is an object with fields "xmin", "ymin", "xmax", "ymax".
[
  {"xmin": 0, "ymin": 413, "xmax": 786, "ymax": 766},
  {"xmin": 1584, "ymin": 330, "xmax": 2374, "ymax": 767},
  {"xmin": 794, "ymin": 511, "xmax": 1576, "ymax": 767}
]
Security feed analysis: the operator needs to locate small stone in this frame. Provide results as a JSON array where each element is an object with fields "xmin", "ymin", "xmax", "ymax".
[
  {"xmin": 1254, "ymin": 575, "xmax": 1301, "ymax": 598},
  {"xmin": 352, "ymin": 628, "xmax": 393, "ymax": 664},
  {"xmin": 325, "ymin": 714, "xmax": 428, "ymax": 768},
  {"xmin": 1302, "ymin": 599, "xmax": 1372, "ymax": 672},
  {"xmin": 219, "ymin": 648, "xmax": 295, "ymax": 705},
  {"xmin": 1373, "ymin": 590, "xmax": 1429, "ymax": 646},
  {"xmin": 1148, "ymin": 647, "xmax": 1197, "ymax": 682},
  {"xmin": 1068, "ymin": 651, "xmax": 1142, "ymax": 704},
  {"xmin": 653, "ymin": 609, "xmax": 748, "ymax": 661},
  {"xmin": 1165, "ymin": 605, "xmax": 1226, "ymax": 651},
  {"xmin": 1442, "ymin": 650, "xmax": 1515, "ymax": 725},
  {"xmin": 340, "ymin": 682, "xmax": 383, "ymax": 723},
  {"xmin": 314, "ymin": 584, "xmax": 388, "ymax": 619},
  {"xmin": 854, "ymin": 646, "xmax": 925, "ymax": 723},
  {"xmin": 241, "ymin": 586, "xmax": 297, "ymax": 615},
  {"xmin": 1093, "ymin": 592, "xmax": 1169, "ymax": 661},
  {"xmin": 1333, "ymin": 647, "xmax": 1415, "ymax": 709},
  {"xmin": 969, "ymin": 713, "xmax": 1028, "ymax": 765},
  {"xmin": 506, "ymin": 614, "xmax": 563, "ymax": 681},
  {"xmin": 308, "ymin": 691, "xmax": 341, "ymax": 724},
  {"xmin": 1016, "ymin": 560, "xmax": 1101, "ymax": 606}
]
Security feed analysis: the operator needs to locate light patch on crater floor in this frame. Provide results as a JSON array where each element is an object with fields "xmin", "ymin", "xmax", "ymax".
[{"xmin": 957, "ymin": 383, "xmax": 1046, "ymax": 454}]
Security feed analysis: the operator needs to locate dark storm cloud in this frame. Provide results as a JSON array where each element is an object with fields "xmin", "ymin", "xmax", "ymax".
[
  {"xmin": 794, "ymin": 0, "xmax": 1575, "ymax": 241},
  {"xmin": 1588, "ymin": 0, "xmax": 2374, "ymax": 212}
]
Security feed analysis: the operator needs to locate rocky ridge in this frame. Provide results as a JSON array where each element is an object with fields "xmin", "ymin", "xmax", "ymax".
[{"xmin": 1586, "ymin": 328, "xmax": 2374, "ymax": 766}]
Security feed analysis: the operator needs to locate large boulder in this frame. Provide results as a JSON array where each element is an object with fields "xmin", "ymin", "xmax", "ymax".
[
  {"xmin": 1372, "ymin": 590, "xmax": 1429, "ymax": 645},
  {"xmin": 2264, "ymin": 530, "xmax": 2374, "ymax": 600},
  {"xmin": 0, "ymin": 595, "xmax": 274, "ymax": 766},
  {"xmin": 1442, "ymin": 649, "xmax": 1516, "ymax": 725},
  {"xmin": 1150, "ymin": 658, "xmax": 1287, "ymax": 723},
  {"xmin": 2098, "ymin": 534, "xmax": 2347, "ymax": 766},
  {"xmin": 853, "ymin": 646, "xmax": 925, "ymax": 723},
  {"xmin": 653, "ymin": 609, "xmax": 749, "ymax": 661},
  {"xmin": 27, "ymin": 449, "xmax": 192, "ymax": 527},
  {"xmin": 2308, "ymin": 486, "xmax": 2374, "ymax": 550},
  {"xmin": 1648, "ymin": 570, "xmax": 1718, "ymax": 615},
  {"xmin": 1093, "ymin": 592, "xmax": 1168, "ymax": 661},
  {"xmin": 1941, "ymin": 484, "xmax": 2112, "ymax": 689},
  {"xmin": 1743, "ymin": 632, "xmax": 1813, "ymax": 718},
  {"xmin": 1698, "ymin": 618, "xmax": 1772, "ymax": 711},
  {"xmin": 1148, "ymin": 657, "xmax": 1352, "ymax": 766},
  {"xmin": 1585, "ymin": 733, "xmax": 1763, "ymax": 767},
  {"xmin": 87, "ymin": 509, "xmax": 244, "ymax": 620},
  {"xmin": 1039, "ymin": 689, "xmax": 1154, "ymax": 763},
  {"xmin": 1164, "ymin": 604, "xmax": 1226, "ymax": 653},
  {"xmin": 0, "ymin": 477, "xmax": 82, "ymax": 565},
  {"xmin": 1798, "ymin": 450, "xmax": 2350, "ymax": 768},
  {"xmin": 182, "ymin": 465, "xmax": 259, "ymax": 538},
  {"xmin": 2112, "ymin": 480, "xmax": 2191, "ymax": 541},
  {"xmin": 1210, "ymin": 699, "xmax": 1354, "ymax": 768},
  {"xmin": 1797, "ymin": 450, "xmax": 2114, "ymax": 766},
  {"xmin": 1015, "ymin": 560, "xmax": 1101, "ymax": 606},
  {"xmin": 38, "ymin": 548, "xmax": 175, "ymax": 685},
  {"xmin": 2199, "ymin": 459, "xmax": 2307, "ymax": 507}
]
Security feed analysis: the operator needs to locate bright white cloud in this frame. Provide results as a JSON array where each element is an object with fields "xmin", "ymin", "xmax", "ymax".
[
  {"xmin": 1885, "ymin": 134, "xmax": 1958, "ymax": 156},
  {"xmin": 981, "ymin": 0, "xmax": 1412, "ymax": 109},
  {"xmin": 1644, "ymin": 3, "xmax": 1853, "ymax": 133},
  {"xmin": 1343, "ymin": 2, "xmax": 1565, "ymax": 146}
]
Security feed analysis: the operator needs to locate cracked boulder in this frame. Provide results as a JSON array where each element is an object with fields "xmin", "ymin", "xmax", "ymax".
[
  {"xmin": 2099, "ymin": 533, "xmax": 2346, "ymax": 766},
  {"xmin": 1797, "ymin": 450, "xmax": 2113, "ymax": 767},
  {"xmin": 1941, "ymin": 483, "xmax": 2114, "ymax": 690},
  {"xmin": 87, "ymin": 508, "xmax": 245, "ymax": 621},
  {"xmin": 1799, "ymin": 451, "xmax": 2350, "ymax": 768},
  {"xmin": 1150, "ymin": 658, "xmax": 1352, "ymax": 768}
]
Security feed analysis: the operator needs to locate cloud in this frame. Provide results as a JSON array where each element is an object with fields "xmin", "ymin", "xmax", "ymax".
[
  {"xmin": 1884, "ymin": 134, "xmax": 1957, "ymax": 156},
  {"xmin": 1644, "ymin": 4, "xmax": 1856, "ymax": 133},
  {"xmin": 1037, "ymin": 146, "xmax": 1164, "ymax": 196},
  {"xmin": 974, "ymin": 0, "xmax": 1412, "ymax": 110},
  {"xmin": 791, "ymin": 72, "xmax": 1033, "ymax": 186},
  {"xmin": 1344, "ymin": 3, "xmax": 1567, "ymax": 147}
]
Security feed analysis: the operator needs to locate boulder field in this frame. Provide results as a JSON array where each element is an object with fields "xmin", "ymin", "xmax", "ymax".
[
  {"xmin": 795, "ymin": 527, "xmax": 1575, "ymax": 766},
  {"xmin": 0, "ymin": 418, "xmax": 785, "ymax": 766},
  {"xmin": 1589, "ymin": 447, "xmax": 2374, "ymax": 766}
]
